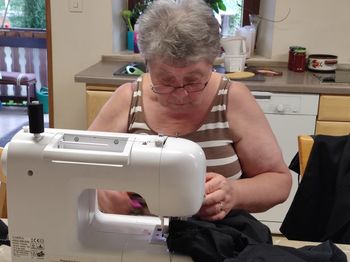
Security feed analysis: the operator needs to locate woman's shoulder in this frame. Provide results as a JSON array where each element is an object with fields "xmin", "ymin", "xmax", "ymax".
[
  {"xmin": 88, "ymin": 80, "xmax": 138, "ymax": 132},
  {"xmin": 224, "ymin": 78, "xmax": 260, "ymax": 116},
  {"xmin": 114, "ymin": 80, "xmax": 138, "ymax": 96},
  {"xmin": 226, "ymin": 77, "xmax": 249, "ymax": 89},
  {"xmin": 225, "ymin": 78, "xmax": 252, "ymax": 97},
  {"xmin": 214, "ymin": 73, "xmax": 249, "ymax": 91}
]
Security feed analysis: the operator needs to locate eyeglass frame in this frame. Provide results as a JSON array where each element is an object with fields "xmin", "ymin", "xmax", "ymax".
[{"xmin": 150, "ymin": 73, "xmax": 212, "ymax": 95}]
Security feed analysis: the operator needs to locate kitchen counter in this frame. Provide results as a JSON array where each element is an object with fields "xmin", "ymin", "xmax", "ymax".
[{"xmin": 75, "ymin": 54, "xmax": 350, "ymax": 95}]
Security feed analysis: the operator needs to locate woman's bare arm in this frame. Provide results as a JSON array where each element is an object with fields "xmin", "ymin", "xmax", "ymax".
[
  {"xmin": 226, "ymin": 81, "xmax": 292, "ymax": 212},
  {"xmin": 197, "ymin": 81, "xmax": 292, "ymax": 220},
  {"xmin": 88, "ymin": 82, "xmax": 135, "ymax": 214},
  {"xmin": 88, "ymin": 82, "xmax": 135, "ymax": 133}
]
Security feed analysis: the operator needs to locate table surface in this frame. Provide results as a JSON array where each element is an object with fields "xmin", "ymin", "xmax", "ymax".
[{"xmin": 1, "ymin": 235, "xmax": 350, "ymax": 261}]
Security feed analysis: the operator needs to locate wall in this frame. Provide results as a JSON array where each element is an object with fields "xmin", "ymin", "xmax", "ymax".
[
  {"xmin": 50, "ymin": 0, "xmax": 126, "ymax": 129},
  {"xmin": 257, "ymin": 0, "xmax": 350, "ymax": 64}
]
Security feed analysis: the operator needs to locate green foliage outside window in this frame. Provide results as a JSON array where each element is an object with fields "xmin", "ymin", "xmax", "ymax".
[
  {"xmin": 206, "ymin": 0, "xmax": 226, "ymax": 14},
  {"xmin": 1, "ymin": 0, "xmax": 46, "ymax": 29},
  {"xmin": 127, "ymin": 0, "xmax": 226, "ymax": 31}
]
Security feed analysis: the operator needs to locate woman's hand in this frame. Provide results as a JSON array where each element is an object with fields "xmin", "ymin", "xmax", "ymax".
[
  {"xmin": 97, "ymin": 190, "xmax": 133, "ymax": 214},
  {"xmin": 196, "ymin": 172, "xmax": 234, "ymax": 221}
]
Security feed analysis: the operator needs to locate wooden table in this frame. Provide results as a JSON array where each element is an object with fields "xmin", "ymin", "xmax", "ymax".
[
  {"xmin": 1, "ymin": 217, "xmax": 349, "ymax": 261},
  {"xmin": 1, "ymin": 236, "xmax": 350, "ymax": 261}
]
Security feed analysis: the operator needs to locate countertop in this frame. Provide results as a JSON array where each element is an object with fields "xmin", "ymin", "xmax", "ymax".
[{"xmin": 75, "ymin": 54, "xmax": 350, "ymax": 95}]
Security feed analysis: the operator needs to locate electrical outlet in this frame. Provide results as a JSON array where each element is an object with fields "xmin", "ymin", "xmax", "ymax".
[{"xmin": 69, "ymin": 0, "xmax": 83, "ymax": 13}]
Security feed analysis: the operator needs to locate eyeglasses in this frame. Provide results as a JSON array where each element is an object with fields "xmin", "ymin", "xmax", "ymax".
[{"xmin": 151, "ymin": 80, "xmax": 209, "ymax": 94}]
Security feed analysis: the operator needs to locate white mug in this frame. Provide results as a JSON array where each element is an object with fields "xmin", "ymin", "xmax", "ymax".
[
  {"xmin": 220, "ymin": 36, "xmax": 247, "ymax": 56},
  {"xmin": 235, "ymin": 26, "xmax": 256, "ymax": 58},
  {"xmin": 224, "ymin": 54, "xmax": 246, "ymax": 72}
]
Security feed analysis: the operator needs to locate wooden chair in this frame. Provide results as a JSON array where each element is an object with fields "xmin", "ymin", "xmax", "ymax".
[
  {"xmin": 297, "ymin": 135, "xmax": 314, "ymax": 178},
  {"xmin": 0, "ymin": 147, "xmax": 7, "ymax": 218},
  {"xmin": 0, "ymin": 71, "xmax": 37, "ymax": 104}
]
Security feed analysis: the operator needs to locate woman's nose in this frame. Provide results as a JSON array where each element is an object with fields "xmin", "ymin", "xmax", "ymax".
[{"xmin": 172, "ymin": 87, "xmax": 189, "ymax": 98}]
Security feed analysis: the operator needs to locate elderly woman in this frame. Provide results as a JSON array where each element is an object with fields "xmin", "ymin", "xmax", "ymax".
[{"xmin": 90, "ymin": 0, "xmax": 292, "ymax": 221}]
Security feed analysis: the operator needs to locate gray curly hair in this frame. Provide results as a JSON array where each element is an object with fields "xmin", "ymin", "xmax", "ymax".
[{"xmin": 137, "ymin": 0, "xmax": 221, "ymax": 64}]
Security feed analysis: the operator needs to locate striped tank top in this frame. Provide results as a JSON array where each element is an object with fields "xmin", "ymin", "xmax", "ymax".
[{"xmin": 128, "ymin": 75, "xmax": 242, "ymax": 180}]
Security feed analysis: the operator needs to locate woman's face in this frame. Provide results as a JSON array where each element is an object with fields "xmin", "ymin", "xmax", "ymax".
[{"xmin": 147, "ymin": 59, "xmax": 213, "ymax": 111}]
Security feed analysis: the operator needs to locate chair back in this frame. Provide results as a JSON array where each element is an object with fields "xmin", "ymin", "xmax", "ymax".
[
  {"xmin": 298, "ymin": 135, "xmax": 314, "ymax": 177},
  {"xmin": 282, "ymin": 134, "xmax": 350, "ymax": 243}
]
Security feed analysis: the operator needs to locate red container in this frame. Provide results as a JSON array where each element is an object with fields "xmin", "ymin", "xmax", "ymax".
[
  {"xmin": 288, "ymin": 46, "xmax": 298, "ymax": 70},
  {"xmin": 307, "ymin": 54, "xmax": 338, "ymax": 72},
  {"xmin": 288, "ymin": 46, "xmax": 306, "ymax": 72},
  {"xmin": 293, "ymin": 49, "xmax": 306, "ymax": 72}
]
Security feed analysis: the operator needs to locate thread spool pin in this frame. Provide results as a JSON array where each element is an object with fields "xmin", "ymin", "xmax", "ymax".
[{"xmin": 28, "ymin": 101, "xmax": 44, "ymax": 137}]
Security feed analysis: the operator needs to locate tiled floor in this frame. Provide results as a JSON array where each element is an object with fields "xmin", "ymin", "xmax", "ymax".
[{"xmin": 0, "ymin": 106, "xmax": 29, "ymax": 134}]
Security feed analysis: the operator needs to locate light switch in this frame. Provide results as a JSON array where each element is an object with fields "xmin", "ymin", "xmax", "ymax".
[{"xmin": 69, "ymin": 0, "xmax": 83, "ymax": 13}]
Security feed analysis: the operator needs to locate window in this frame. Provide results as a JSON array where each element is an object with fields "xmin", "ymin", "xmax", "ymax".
[
  {"xmin": 126, "ymin": 0, "xmax": 260, "ymax": 57},
  {"xmin": 127, "ymin": 0, "xmax": 260, "ymax": 35},
  {"xmin": 0, "ymin": 0, "xmax": 46, "ymax": 29},
  {"xmin": 215, "ymin": 0, "xmax": 244, "ymax": 37}
]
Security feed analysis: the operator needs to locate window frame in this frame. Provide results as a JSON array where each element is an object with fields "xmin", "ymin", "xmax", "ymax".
[
  {"xmin": 242, "ymin": 0, "xmax": 260, "ymax": 26},
  {"xmin": 0, "ymin": 0, "xmax": 47, "ymax": 48},
  {"xmin": 127, "ymin": 0, "xmax": 260, "ymax": 27},
  {"xmin": 0, "ymin": 28, "xmax": 46, "ymax": 48}
]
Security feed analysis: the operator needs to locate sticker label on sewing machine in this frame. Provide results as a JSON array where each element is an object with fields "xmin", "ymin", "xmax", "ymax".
[
  {"xmin": 11, "ymin": 236, "xmax": 95, "ymax": 261},
  {"xmin": 11, "ymin": 236, "xmax": 45, "ymax": 259},
  {"xmin": 49, "ymin": 256, "xmax": 96, "ymax": 262}
]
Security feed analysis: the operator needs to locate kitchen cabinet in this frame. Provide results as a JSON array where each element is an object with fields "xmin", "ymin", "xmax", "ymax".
[
  {"xmin": 86, "ymin": 86, "xmax": 115, "ymax": 127},
  {"xmin": 75, "ymin": 56, "xmax": 350, "ymax": 130},
  {"xmin": 316, "ymin": 95, "xmax": 350, "ymax": 135},
  {"xmin": 85, "ymin": 88, "xmax": 350, "ymax": 137}
]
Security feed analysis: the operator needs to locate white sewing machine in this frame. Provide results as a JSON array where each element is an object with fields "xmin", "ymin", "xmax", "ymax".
[{"xmin": 1, "ymin": 128, "xmax": 206, "ymax": 262}]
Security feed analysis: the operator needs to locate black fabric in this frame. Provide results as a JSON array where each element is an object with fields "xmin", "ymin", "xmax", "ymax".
[
  {"xmin": 167, "ymin": 210, "xmax": 346, "ymax": 262},
  {"xmin": 0, "ymin": 219, "xmax": 10, "ymax": 246},
  {"xmin": 228, "ymin": 241, "xmax": 346, "ymax": 262},
  {"xmin": 281, "ymin": 134, "xmax": 350, "ymax": 244},
  {"xmin": 289, "ymin": 151, "xmax": 301, "ymax": 175}
]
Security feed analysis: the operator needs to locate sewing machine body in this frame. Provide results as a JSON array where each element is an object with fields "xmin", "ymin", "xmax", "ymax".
[{"xmin": 2, "ymin": 128, "xmax": 206, "ymax": 261}]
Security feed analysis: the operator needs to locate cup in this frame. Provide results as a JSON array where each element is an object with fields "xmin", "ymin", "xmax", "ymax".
[
  {"xmin": 224, "ymin": 54, "xmax": 246, "ymax": 72},
  {"xmin": 127, "ymin": 31, "xmax": 134, "ymax": 51},
  {"xmin": 235, "ymin": 26, "xmax": 256, "ymax": 58},
  {"xmin": 220, "ymin": 36, "xmax": 247, "ymax": 56}
]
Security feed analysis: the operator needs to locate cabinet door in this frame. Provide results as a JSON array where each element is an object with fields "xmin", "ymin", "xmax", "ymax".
[
  {"xmin": 86, "ymin": 90, "xmax": 113, "ymax": 127},
  {"xmin": 316, "ymin": 121, "xmax": 350, "ymax": 135},
  {"xmin": 318, "ymin": 95, "xmax": 350, "ymax": 121}
]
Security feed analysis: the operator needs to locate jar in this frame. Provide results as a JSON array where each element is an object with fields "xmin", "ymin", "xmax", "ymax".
[
  {"xmin": 288, "ymin": 46, "xmax": 298, "ymax": 70},
  {"xmin": 293, "ymin": 48, "xmax": 306, "ymax": 72}
]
